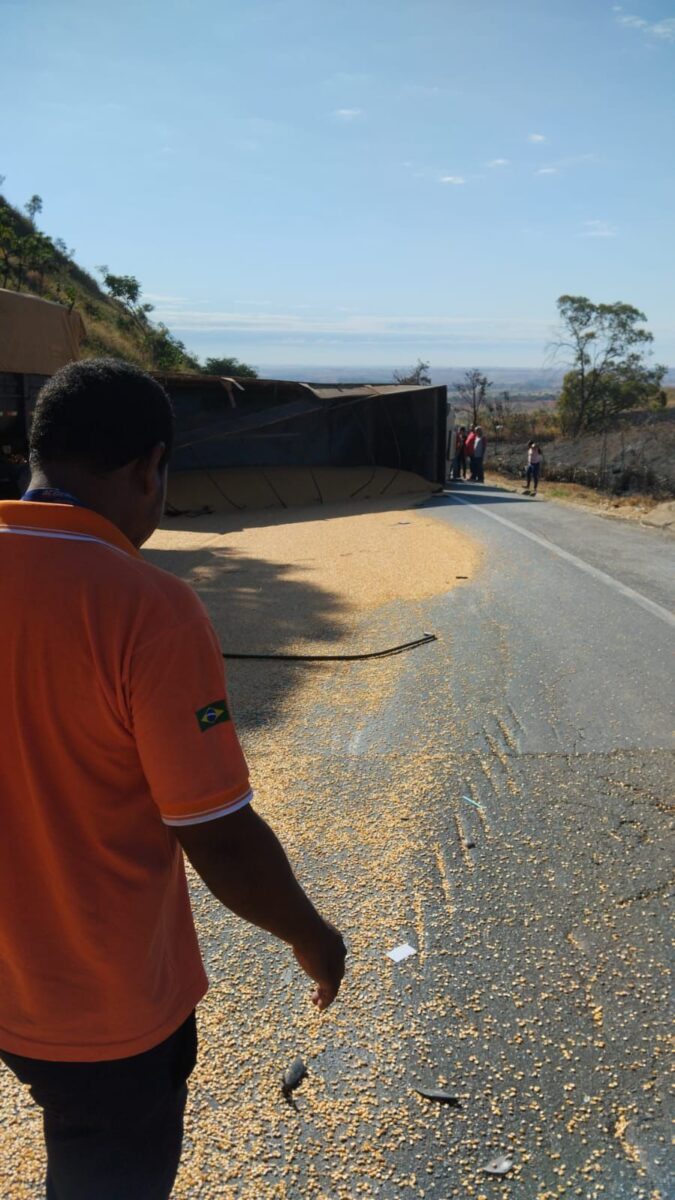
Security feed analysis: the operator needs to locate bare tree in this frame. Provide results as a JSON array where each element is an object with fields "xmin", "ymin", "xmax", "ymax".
[
  {"xmin": 485, "ymin": 389, "xmax": 513, "ymax": 436},
  {"xmin": 453, "ymin": 369, "xmax": 492, "ymax": 425}
]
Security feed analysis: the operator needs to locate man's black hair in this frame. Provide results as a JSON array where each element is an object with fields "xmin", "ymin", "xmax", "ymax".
[{"xmin": 29, "ymin": 359, "xmax": 174, "ymax": 472}]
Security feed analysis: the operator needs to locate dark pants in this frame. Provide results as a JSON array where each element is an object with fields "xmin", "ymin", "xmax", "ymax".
[
  {"xmin": 0, "ymin": 1012, "xmax": 197, "ymax": 1200},
  {"xmin": 452, "ymin": 451, "xmax": 466, "ymax": 479},
  {"xmin": 471, "ymin": 455, "xmax": 485, "ymax": 483},
  {"xmin": 526, "ymin": 462, "xmax": 540, "ymax": 490}
]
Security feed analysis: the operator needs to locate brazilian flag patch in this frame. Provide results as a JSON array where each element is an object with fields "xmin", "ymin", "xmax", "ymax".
[{"xmin": 195, "ymin": 699, "xmax": 230, "ymax": 732}]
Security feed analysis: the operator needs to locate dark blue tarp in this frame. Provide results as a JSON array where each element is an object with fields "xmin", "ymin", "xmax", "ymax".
[{"xmin": 157, "ymin": 376, "xmax": 448, "ymax": 486}]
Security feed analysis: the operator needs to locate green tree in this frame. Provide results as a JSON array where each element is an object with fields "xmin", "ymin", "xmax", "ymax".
[
  {"xmin": 25, "ymin": 231, "xmax": 58, "ymax": 289},
  {"xmin": 558, "ymin": 358, "xmax": 666, "ymax": 435},
  {"xmin": 102, "ymin": 272, "xmax": 142, "ymax": 308},
  {"xmin": 24, "ymin": 194, "xmax": 43, "ymax": 226},
  {"xmin": 0, "ymin": 210, "xmax": 19, "ymax": 287},
  {"xmin": 54, "ymin": 237, "xmax": 75, "ymax": 262},
  {"xmin": 452, "ymin": 368, "xmax": 492, "ymax": 426},
  {"xmin": 553, "ymin": 295, "xmax": 665, "ymax": 435},
  {"xmin": 149, "ymin": 324, "xmax": 200, "ymax": 371},
  {"xmin": 203, "ymin": 355, "xmax": 258, "ymax": 378},
  {"xmin": 393, "ymin": 358, "xmax": 431, "ymax": 386}
]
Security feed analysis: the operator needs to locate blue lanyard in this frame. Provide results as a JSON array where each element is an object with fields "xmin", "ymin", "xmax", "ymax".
[{"xmin": 22, "ymin": 487, "xmax": 86, "ymax": 508}]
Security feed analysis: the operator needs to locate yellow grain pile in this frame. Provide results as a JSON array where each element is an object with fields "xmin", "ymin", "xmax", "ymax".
[{"xmin": 0, "ymin": 499, "xmax": 485, "ymax": 1199}]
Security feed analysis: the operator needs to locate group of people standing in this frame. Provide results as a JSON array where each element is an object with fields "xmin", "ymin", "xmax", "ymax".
[
  {"xmin": 451, "ymin": 425, "xmax": 487, "ymax": 482},
  {"xmin": 450, "ymin": 429, "xmax": 545, "ymax": 496}
]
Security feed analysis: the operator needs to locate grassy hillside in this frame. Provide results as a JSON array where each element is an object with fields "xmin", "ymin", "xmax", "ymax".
[{"xmin": 0, "ymin": 193, "xmax": 198, "ymax": 371}]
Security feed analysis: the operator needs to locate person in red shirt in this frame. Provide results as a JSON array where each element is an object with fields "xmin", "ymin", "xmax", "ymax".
[
  {"xmin": 463, "ymin": 427, "xmax": 476, "ymax": 477},
  {"xmin": 0, "ymin": 359, "xmax": 346, "ymax": 1200}
]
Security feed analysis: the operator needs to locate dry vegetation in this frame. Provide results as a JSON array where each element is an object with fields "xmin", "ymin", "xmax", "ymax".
[{"xmin": 0, "ymin": 192, "xmax": 197, "ymax": 370}]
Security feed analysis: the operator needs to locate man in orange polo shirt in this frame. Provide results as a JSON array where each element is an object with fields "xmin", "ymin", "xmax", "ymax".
[{"xmin": 0, "ymin": 359, "xmax": 346, "ymax": 1199}]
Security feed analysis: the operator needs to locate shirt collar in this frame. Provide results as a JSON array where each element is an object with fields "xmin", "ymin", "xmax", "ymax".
[{"xmin": 0, "ymin": 500, "xmax": 141, "ymax": 559}]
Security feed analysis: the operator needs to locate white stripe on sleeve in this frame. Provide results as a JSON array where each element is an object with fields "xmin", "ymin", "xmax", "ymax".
[{"xmin": 161, "ymin": 789, "xmax": 253, "ymax": 827}]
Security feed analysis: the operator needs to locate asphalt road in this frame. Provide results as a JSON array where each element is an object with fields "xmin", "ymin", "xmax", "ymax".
[
  {"xmin": 219, "ymin": 482, "xmax": 673, "ymax": 1200},
  {"xmin": 386, "ymin": 483, "xmax": 674, "ymax": 1198},
  {"xmin": 3, "ymin": 484, "xmax": 671, "ymax": 1200}
]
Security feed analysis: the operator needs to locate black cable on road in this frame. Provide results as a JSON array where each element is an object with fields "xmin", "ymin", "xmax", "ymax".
[{"xmin": 222, "ymin": 632, "xmax": 437, "ymax": 662}]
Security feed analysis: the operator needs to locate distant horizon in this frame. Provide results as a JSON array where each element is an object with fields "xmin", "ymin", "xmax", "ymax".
[
  {"xmin": 247, "ymin": 363, "xmax": 675, "ymax": 388},
  {"xmin": 252, "ymin": 362, "xmax": 566, "ymax": 374}
]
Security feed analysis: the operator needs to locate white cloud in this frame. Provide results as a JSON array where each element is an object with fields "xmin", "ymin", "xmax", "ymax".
[
  {"xmin": 405, "ymin": 82, "xmax": 443, "ymax": 96},
  {"xmin": 528, "ymin": 133, "xmax": 546, "ymax": 142},
  {"xmin": 651, "ymin": 18, "xmax": 675, "ymax": 39},
  {"xmin": 558, "ymin": 152, "xmax": 595, "ymax": 166},
  {"xmin": 487, "ymin": 158, "xmax": 509, "ymax": 167},
  {"xmin": 580, "ymin": 219, "xmax": 617, "ymax": 238},
  {"xmin": 334, "ymin": 107, "xmax": 363, "ymax": 120},
  {"xmin": 440, "ymin": 175, "xmax": 466, "ymax": 184},
  {"xmin": 616, "ymin": 11, "xmax": 675, "ymax": 39},
  {"xmin": 147, "ymin": 306, "xmax": 551, "ymax": 345},
  {"xmin": 535, "ymin": 153, "xmax": 594, "ymax": 176},
  {"xmin": 144, "ymin": 292, "xmax": 187, "ymax": 305}
]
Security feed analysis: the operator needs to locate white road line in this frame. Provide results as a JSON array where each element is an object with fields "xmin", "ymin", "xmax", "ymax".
[{"xmin": 449, "ymin": 494, "xmax": 675, "ymax": 629}]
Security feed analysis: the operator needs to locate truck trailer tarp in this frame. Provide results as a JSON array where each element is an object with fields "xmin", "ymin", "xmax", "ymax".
[
  {"xmin": 0, "ymin": 289, "xmax": 84, "ymax": 375},
  {"xmin": 155, "ymin": 374, "xmax": 449, "ymax": 489}
]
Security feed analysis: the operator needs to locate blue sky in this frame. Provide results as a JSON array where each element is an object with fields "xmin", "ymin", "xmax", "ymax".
[{"xmin": 2, "ymin": 0, "xmax": 674, "ymax": 369}]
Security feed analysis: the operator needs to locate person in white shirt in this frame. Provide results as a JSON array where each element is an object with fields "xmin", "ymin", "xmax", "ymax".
[{"xmin": 524, "ymin": 442, "xmax": 543, "ymax": 495}]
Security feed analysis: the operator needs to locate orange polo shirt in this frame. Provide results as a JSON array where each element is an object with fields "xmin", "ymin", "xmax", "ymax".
[{"xmin": 0, "ymin": 500, "xmax": 251, "ymax": 1062}]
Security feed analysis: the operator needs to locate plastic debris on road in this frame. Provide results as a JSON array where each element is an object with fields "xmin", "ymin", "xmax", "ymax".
[
  {"xmin": 462, "ymin": 794, "xmax": 484, "ymax": 809},
  {"xmin": 386, "ymin": 943, "xmax": 417, "ymax": 963},
  {"xmin": 413, "ymin": 1086, "xmax": 461, "ymax": 1106},
  {"xmin": 281, "ymin": 1056, "xmax": 308, "ymax": 1098},
  {"xmin": 483, "ymin": 1154, "xmax": 514, "ymax": 1175}
]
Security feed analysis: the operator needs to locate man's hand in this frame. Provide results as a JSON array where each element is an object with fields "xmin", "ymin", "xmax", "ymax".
[
  {"xmin": 176, "ymin": 806, "xmax": 346, "ymax": 1010},
  {"xmin": 293, "ymin": 919, "xmax": 347, "ymax": 1011}
]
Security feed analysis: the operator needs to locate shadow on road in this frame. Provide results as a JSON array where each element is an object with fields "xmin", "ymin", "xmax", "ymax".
[
  {"xmin": 426, "ymin": 482, "xmax": 533, "ymax": 506},
  {"xmin": 143, "ymin": 541, "xmax": 349, "ymax": 730},
  {"xmin": 160, "ymin": 491, "xmax": 435, "ymax": 535}
]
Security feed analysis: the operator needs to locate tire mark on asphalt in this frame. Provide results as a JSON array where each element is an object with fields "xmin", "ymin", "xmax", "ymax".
[
  {"xmin": 433, "ymin": 843, "xmax": 455, "ymax": 913},
  {"xmin": 451, "ymin": 808, "xmax": 475, "ymax": 871}
]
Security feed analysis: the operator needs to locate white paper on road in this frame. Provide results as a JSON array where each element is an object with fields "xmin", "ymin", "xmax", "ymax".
[
  {"xmin": 387, "ymin": 942, "xmax": 417, "ymax": 963},
  {"xmin": 483, "ymin": 1154, "xmax": 514, "ymax": 1176}
]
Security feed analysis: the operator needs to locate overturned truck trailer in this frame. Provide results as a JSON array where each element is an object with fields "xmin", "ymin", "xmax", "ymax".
[
  {"xmin": 157, "ymin": 373, "xmax": 451, "ymax": 512},
  {"xmin": 0, "ymin": 287, "xmax": 451, "ymax": 508},
  {"xmin": 0, "ymin": 289, "xmax": 85, "ymax": 496}
]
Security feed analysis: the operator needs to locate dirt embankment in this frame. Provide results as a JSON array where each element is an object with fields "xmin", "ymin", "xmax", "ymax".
[{"xmin": 489, "ymin": 408, "xmax": 675, "ymax": 499}]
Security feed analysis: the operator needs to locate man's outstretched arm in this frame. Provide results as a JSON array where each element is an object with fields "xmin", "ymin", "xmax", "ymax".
[{"xmin": 175, "ymin": 804, "xmax": 346, "ymax": 1010}]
